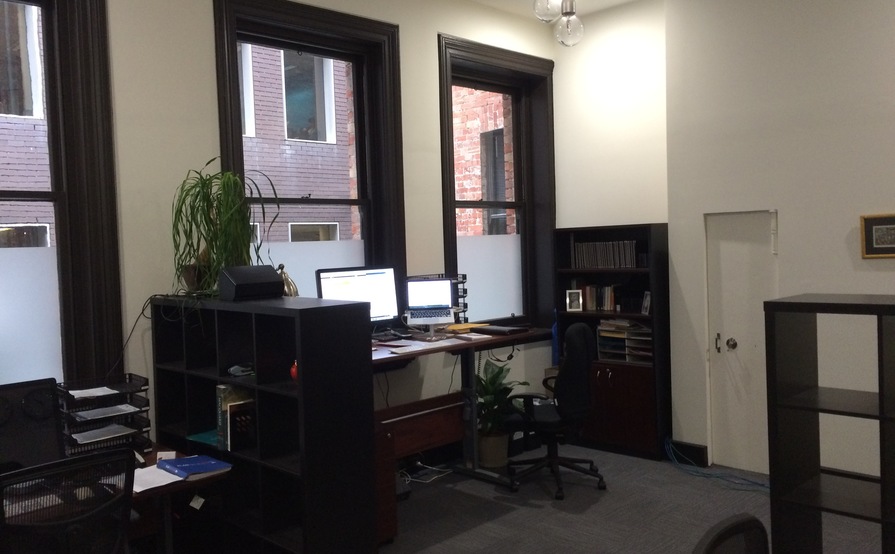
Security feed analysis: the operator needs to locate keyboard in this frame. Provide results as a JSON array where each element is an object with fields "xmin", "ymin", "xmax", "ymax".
[
  {"xmin": 389, "ymin": 346, "xmax": 420, "ymax": 355},
  {"xmin": 409, "ymin": 308, "xmax": 451, "ymax": 319}
]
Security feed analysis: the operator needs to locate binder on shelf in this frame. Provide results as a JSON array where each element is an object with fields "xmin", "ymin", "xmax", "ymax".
[{"xmin": 157, "ymin": 455, "xmax": 232, "ymax": 480}]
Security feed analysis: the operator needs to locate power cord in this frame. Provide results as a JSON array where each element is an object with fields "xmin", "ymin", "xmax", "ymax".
[
  {"xmin": 407, "ymin": 460, "xmax": 452, "ymax": 484},
  {"xmin": 105, "ymin": 294, "xmax": 163, "ymax": 378},
  {"xmin": 664, "ymin": 438, "xmax": 769, "ymax": 493}
]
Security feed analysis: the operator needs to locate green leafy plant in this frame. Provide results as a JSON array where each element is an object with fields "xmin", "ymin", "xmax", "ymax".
[
  {"xmin": 172, "ymin": 158, "xmax": 278, "ymax": 293},
  {"xmin": 475, "ymin": 358, "xmax": 529, "ymax": 436}
]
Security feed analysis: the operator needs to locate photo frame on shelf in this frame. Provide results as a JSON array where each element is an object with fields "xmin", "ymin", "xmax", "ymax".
[
  {"xmin": 861, "ymin": 214, "xmax": 895, "ymax": 258},
  {"xmin": 566, "ymin": 289, "xmax": 583, "ymax": 312},
  {"xmin": 641, "ymin": 291, "xmax": 651, "ymax": 315}
]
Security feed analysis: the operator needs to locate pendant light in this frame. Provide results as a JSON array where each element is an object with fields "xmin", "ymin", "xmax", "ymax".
[{"xmin": 554, "ymin": 0, "xmax": 584, "ymax": 47}]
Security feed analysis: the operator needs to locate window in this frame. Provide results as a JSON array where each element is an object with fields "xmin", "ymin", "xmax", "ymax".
[
  {"xmin": 439, "ymin": 35, "xmax": 555, "ymax": 327},
  {"xmin": 0, "ymin": 2, "xmax": 42, "ymax": 117},
  {"xmin": 283, "ymin": 52, "xmax": 334, "ymax": 142},
  {"xmin": 289, "ymin": 222, "xmax": 339, "ymax": 242},
  {"xmin": 0, "ymin": 0, "xmax": 121, "ymax": 384},
  {"xmin": 215, "ymin": 0, "xmax": 406, "ymax": 299}
]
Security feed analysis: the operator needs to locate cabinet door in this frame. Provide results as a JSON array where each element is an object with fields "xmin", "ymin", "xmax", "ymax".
[{"xmin": 584, "ymin": 363, "xmax": 660, "ymax": 457}]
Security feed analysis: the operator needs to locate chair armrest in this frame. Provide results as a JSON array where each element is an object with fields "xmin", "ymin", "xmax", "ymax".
[
  {"xmin": 543, "ymin": 375, "xmax": 556, "ymax": 394},
  {"xmin": 508, "ymin": 392, "xmax": 550, "ymax": 419}
]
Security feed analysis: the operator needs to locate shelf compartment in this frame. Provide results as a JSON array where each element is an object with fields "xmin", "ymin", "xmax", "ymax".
[
  {"xmin": 257, "ymin": 391, "xmax": 300, "ymax": 462},
  {"xmin": 778, "ymin": 387, "xmax": 880, "ymax": 419},
  {"xmin": 780, "ymin": 473, "xmax": 881, "ymax": 522}
]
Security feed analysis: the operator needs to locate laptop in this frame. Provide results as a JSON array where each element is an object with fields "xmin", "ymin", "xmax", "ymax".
[{"xmin": 406, "ymin": 278, "xmax": 455, "ymax": 326}]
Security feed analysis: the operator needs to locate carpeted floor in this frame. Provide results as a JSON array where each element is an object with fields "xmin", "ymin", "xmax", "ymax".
[{"xmin": 380, "ymin": 445, "xmax": 882, "ymax": 553}]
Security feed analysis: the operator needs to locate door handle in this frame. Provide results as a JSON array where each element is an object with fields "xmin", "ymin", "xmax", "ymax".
[{"xmin": 726, "ymin": 337, "xmax": 738, "ymax": 351}]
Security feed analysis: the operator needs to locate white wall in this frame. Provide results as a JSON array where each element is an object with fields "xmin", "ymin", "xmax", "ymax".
[
  {"xmin": 554, "ymin": 0, "xmax": 667, "ymax": 228},
  {"xmin": 106, "ymin": 0, "xmax": 556, "ymax": 411},
  {"xmin": 666, "ymin": 0, "xmax": 895, "ymax": 468}
]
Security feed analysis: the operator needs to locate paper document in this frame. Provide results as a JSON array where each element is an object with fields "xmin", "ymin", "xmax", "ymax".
[
  {"xmin": 72, "ymin": 403, "xmax": 140, "ymax": 421},
  {"xmin": 69, "ymin": 386, "xmax": 118, "ymax": 398},
  {"xmin": 133, "ymin": 465, "xmax": 184, "ymax": 493},
  {"xmin": 71, "ymin": 423, "xmax": 134, "ymax": 444}
]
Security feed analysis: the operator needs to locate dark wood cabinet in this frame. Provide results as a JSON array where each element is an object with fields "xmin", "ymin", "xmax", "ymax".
[
  {"xmin": 554, "ymin": 224, "xmax": 670, "ymax": 458},
  {"xmin": 150, "ymin": 295, "xmax": 376, "ymax": 553},
  {"xmin": 765, "ymin": 293, "xmax": 895, "ymax": 553}
]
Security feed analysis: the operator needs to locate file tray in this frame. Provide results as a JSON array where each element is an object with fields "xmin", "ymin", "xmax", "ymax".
[{"xmin": 57, "ymin": 373, "xmax": 152, "ymax": 457}]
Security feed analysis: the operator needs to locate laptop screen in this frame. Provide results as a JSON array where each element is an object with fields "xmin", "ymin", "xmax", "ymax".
[{"xmin": 406, "ymin": 278, "xmax": 453, "ymax": 310}]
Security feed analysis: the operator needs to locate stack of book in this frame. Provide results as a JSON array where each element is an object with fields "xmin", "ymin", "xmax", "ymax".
[
  {"xmin": 573, "ymin": 240, "xmax": 639, "ymax": 269},
  {"xmin": 596, "ymin": 319, "xmax": 653, "ymax": 365}
]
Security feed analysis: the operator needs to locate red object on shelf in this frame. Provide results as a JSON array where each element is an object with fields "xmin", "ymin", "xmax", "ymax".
[{"xmin": 290, "ymin": 360, "xmax": 299, "ymax": 381}]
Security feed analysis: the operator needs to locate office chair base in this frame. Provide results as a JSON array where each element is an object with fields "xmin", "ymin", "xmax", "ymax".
[{"xmin": 507, "ymin": 451, "xmax": 606, "ymax": 500}]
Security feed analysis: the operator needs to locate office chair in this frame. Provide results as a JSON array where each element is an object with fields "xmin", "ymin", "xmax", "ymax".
[
  {"xmin": 505, "ymin": 322, "xmax": 606, "ymax": 499},
  {"xmin": 0, "ymin": 448, "xmax": 135, "ymax": 554},
  {"xmin": 691, "ymin": 513, "xmax": 769, "ymax": 554}
]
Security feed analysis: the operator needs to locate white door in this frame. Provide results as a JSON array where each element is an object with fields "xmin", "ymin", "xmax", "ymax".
[{"xmin": 706, "ymin": 211, "xmax": 778, "ymax": 474}]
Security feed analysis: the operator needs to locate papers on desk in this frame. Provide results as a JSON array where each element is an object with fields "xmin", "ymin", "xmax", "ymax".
[{"xmin": 133, "ymin": 465, "xmax": 184, "ymax": 493}]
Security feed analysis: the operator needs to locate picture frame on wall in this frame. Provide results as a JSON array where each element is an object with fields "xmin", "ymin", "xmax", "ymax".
[
  {"xmin": 861, "ymin": 214, "xmax": 895, "ymax": 258},
  {"xmin": 566, "ymin": 289, "xmax": 583, "ymax": 312}
]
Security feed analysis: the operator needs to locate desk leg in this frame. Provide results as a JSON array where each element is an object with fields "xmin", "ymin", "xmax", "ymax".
[
  {"xmin": 452, "ymin": 346, "xmax": 517, "ymax": 490},
  {"xmin": 161, "ymin": 494, "xmax": 174, "ymax": 554}
]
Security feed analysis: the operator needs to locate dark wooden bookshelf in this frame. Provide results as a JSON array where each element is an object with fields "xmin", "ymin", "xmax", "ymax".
[
  {"xmin": 554, "ymin": 223, "xmax": 670, "ymax": 459},
  {"xmin": 150, "ymin": 295, "xmax": 376, "ymax": 553},
  {"xmin": 765, "ymin": 293, "xmax": 895, "ymax": 552}
]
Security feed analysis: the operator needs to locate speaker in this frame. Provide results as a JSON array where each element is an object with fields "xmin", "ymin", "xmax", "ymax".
[{"xmin": 218, "ymin": 265, "xmax": 284, "ymax": 301}]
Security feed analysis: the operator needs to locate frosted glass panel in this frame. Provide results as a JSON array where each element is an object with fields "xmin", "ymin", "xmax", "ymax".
[
  {"xmin": 0, "ymin": 247, "xmax": 62, "ymax": 385},
  {"xmin": 458, "ymin": 234, "xmax": 523, "ymax": 321},
  {"xmin": 263, "ymin": 239, "xmax": 364, "ymax": 298}
]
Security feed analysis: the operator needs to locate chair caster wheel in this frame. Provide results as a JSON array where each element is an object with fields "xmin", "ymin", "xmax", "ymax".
[
  {"xmin": 555, "ymin": 489, "xmax": 565, "ymax": 500},
  {"xmin": 598, "ymin": 479, "xmax": 607, "ymax": 490}
]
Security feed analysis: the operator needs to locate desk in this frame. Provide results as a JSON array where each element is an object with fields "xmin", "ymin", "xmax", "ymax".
[
  {"xmin": 130, "ymin": 450, "xmax": 229, "ymax": 554},
  {"xmin": 372, "ymin": 328, "xmax": 551, "ymax": 544}
]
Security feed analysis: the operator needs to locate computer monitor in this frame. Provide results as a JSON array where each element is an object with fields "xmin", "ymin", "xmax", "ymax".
[
  {"xmin": 315, "ymin": 266, "xmax": 400, "ymax": 324},
  {"xmin": 0, "ymin": 378, "xmax": 64, "ymax": 474}
]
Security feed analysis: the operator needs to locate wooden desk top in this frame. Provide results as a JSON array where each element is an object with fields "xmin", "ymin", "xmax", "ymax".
[{"xmin": 371, "ymin": 327, "xmax": 551, "ymax": 364}]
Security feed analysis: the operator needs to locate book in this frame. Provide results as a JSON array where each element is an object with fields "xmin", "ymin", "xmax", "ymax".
[
  {"xmin": 226, "ymin": 399, "xmax": 256, "ymax": 451},
  {"xmin": 216, "ymin": 384, "xmax": 253, "ymax": 450},
  {"xmin": 156, "ymin": 455, "xmax": 232, "ymax": 480}
]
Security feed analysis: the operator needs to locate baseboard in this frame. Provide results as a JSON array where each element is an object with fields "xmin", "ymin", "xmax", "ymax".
[{"xmin": 667, "ymin": 440, "xmax": 708, "ymax": 468}]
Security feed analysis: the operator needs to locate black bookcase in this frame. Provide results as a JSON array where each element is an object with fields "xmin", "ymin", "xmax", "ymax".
[
  {"xmin": 553, "ymin": 223, "xmax": 670, "ymax": 458},
  {"xmin": 150, "ymin": 295, "xmax": 375, "ymax": 553},
  {"xmin": 765, "ymin": 293, "xmax": 895, "ymax": 553}
]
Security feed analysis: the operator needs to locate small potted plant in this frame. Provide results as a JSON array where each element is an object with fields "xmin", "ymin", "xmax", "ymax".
[
  {"xmin": 475, "ymin": 358, "xmax": 529, "ymax": 468},
  {"xmin": 172, "ymin": 158, "xmax": 278, "ymax": 293}
]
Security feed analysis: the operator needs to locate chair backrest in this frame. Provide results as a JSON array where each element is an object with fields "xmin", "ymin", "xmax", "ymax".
[
  {"xmin": 554, "ymin": 322, "xmax": 596, "ymax": 420},
  {"xmin": 691, "ymin": 513, "xmax": 769, "ymax": 554},
  {"xmin": 0, "ymin": 448, "xmax": 135, "ymax": 554}
]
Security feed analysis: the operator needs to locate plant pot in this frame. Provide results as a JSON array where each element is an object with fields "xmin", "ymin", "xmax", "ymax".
[{"xmin": 478, "ymin": 433, "xmax": 509, "ymax": 468}]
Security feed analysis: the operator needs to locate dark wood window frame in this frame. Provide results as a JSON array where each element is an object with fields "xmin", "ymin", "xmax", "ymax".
[
  {"xmin": 438, "ymin": 34, "xmax": 555, "ymax": 327},
  {"xmin": 213, "ymin": 0, "xmax": 407, "ymax": 291},
  {"xmin": 0, "ymin": 0, "xmax": 123, "ymax": 381}
]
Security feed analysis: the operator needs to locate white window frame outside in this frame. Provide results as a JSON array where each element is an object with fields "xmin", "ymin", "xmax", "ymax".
[
  {"xmin": 0, "ymin": 223, "xmax": 50, "ymax": 247},
  {"xmin": 289, "ymin": 222, "xmax": 339, "ymax": 242},
  {"xmin": 1, "ymin": 4, "xmax": 44, "ymax": 118},
  {"xmin": 281, "ymin": 52, "xmax": 335, "ymax": 143},
  {"xmin": 239, "ymin": 43, "xmax": 255, "ymax": 137}
]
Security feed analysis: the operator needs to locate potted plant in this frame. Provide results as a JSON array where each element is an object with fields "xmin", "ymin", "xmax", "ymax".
[
  {"xmin": 172, "ymin": 158, "xmax": 278, "ymax": 293},
  {"xmin": 475, "ymin": 358, "xmax": 529, "ymax": 468}
]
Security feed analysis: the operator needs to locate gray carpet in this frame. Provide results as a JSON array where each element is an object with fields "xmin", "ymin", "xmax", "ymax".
[{"xmin": 380, "ymin": 445, "xmax": 882, "ymax": 553}]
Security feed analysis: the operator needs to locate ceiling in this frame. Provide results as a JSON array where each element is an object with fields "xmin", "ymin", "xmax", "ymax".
[{"xmin": 469, "ymin": 0, "xmax": 636, "ymax": 19}]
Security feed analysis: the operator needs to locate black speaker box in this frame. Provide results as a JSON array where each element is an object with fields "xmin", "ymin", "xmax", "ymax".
[{"xmin": 218, "ymin": 265, "xmax": 284, "ymax": 301}]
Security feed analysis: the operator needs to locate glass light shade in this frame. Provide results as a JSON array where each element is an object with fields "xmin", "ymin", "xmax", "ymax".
[
  {"xmin": 532, "ymin": 0, "xmax": 561, "ymax": 23},
  {"xmin": 554, "ymin": 15, "xmax": 584, "ymax": 47}
]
